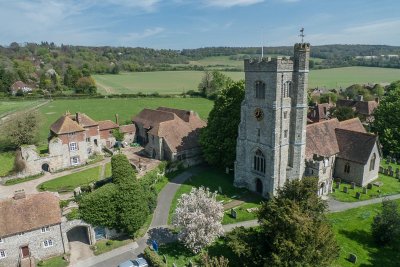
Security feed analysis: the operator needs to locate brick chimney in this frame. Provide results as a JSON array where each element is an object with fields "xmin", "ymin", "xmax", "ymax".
[
  {"xmin": 115, "ymin": 114, "xmax": 119, "ymax": 125},
  {"xmin": 76, "ymin": 113, "xmax": 81, "ymax": 124}
]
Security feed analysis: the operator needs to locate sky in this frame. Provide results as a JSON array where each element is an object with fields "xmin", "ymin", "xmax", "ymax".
[{"xmin": 0, "ymin": 0, "xmax": 399, "ymax": 49}]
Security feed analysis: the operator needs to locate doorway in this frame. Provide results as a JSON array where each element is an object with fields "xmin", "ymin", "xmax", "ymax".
[
  {"xmin": 256, "ymin": 178, "xmax": 263, "ymax": 194},
  {"xmin": 20, "ymin": 246, "xmax": 29, "ymax": 258}
]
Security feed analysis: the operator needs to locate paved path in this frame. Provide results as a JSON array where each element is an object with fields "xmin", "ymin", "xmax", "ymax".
[
  {"xmin": 0, "ymin": 158, "xmax": 110, "ymax": 200},
  {"xmin": 328, "ymin": 193, "xmax": 400, "ymax": 212}
]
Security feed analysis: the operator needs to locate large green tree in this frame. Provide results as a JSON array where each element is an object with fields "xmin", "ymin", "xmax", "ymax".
[
  {"xmin": 371, "ymin": 199, "xmax": 400, "ymax": 247},
  {"xmin": 329, "ymin": 106, "xmax": 356, "ymax": 121},
  {"xmin": 2, "ymin": 111, "xmax": 42, "ymax": 147},
  {"xmin": 199, "ymin": 80, "xmax": 244, "ymax": 167},
  {"xmin": 227, "ymin": 177, "xmax": 339, "ymax": 267},
  {"xmin": 198, "ymin": 70, "xmax": 233, "ymax": 98},
  {"xmin": 371, "ymin": 81, "xmax": 400, "ymax": 157}
]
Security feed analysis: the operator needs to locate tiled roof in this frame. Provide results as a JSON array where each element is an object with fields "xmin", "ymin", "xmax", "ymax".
[
  {"xmin": 337, "ymin": 99, "xmax": 378, "ymax": 116},
  {"xmin": 306, "ymin": 119, "xmax": 340, "ymax": 160},
  {"xmin": 69, "ymin": 113, "xmax": 98, "ymax": 127},
  {"xmin": 134, "ymin": 107, "xmax": 206, "ymax": 153},
  {"xmin": 119, "ymin": 124, "xmax": 135, "ymax": 134},
  {"xmin": 335, "ymin": 128, "xmax": 377, "ymax": 164},
  {"xmin": 98, "ymin": 120, "xmax": 119, "ymax": 131},
  {"xmin": 338, "ymin": 118, "xmax": 366, "ymax": 133},
  {"xmin": 50, "ymin": 115, "xmax": 85, "ymax": 134},
  {"xmin": 0, "ymin": 192, "xmax": 61, "ymax": 237}
]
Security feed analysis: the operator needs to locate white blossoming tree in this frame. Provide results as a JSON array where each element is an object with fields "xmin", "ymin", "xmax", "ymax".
[{"xmin": 172, "ymin": 186, "xmax": 224, "ymax": 253}]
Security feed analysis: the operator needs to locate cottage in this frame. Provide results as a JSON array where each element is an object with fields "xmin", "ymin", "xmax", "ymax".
[
  {"xmin": 336, "ymin": 96, "xmax": 379, "ymax": 123},
  {"xmin": 119, "ymin": 124, "xmax": 136, "ymax": 145},
  {"xmin": 133, "ymin": 107, "xmax": 206, "ymax": 165},
  {"xmin": 98, "ymin": 120, "xmax": 119, "ymax": 148},
  {"xmin": 10, "ymin": 81, "xmax": 32, "ymax": 95},
  {"xmin": 0, "ymin": 192, "xmax": 64, "ymax": 267}
]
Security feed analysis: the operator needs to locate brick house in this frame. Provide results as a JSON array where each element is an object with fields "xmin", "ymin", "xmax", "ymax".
[
  {"xmin": 133, "ymin": 107, "xmax": 206, "ymax": 164},
  {"xmin": 0, "ymin": 192, "xmax": 64, "ymax": 267},
  {"xmin": 305, "ymin": 117, "xmax": 381, "ymax": 195},
  {"xmin": 98, "ymin": 120, "xmax": 119, "ymax": 148}
]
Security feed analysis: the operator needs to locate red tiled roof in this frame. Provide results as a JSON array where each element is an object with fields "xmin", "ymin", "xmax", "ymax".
[
  {"xmin": 338, "ymin": 118, "xmax": 366, "ymax": 133},
  {"xmin": 337, "ymin": 99, "xmax": 378, "ymax": 116},
  {"xmin": 0, "ymin": 192, "xmax": 61, "ymax": 237},
  {"xmin": 50, "ymin": 115, "xmax": 85, "ymax": 134},
  {"xmin": 306, "ymin": 119, "xmax": 340, "ymax": 160},
  {"xmin": 98, "ymin": 120, "xmax": 119, "ymax": 131},
  {"xmin": 69, "ymin": 113, "xmax": 98, "ymax": 127},
  {"xmin": 119, "ymin": 124, "xmax": 135, "ymax": 134}
]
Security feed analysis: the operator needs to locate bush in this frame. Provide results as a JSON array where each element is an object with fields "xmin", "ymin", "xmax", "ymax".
[
  {"xmin": 106, "ymin": 240, "xmax": 113, "ymax": 246},
  {"xmin": 143, "ymin": 247, "xmax": 164, "ymax": 267},
  {"xmin": 371, "ymin": 199, "xmax": 400, "ymax": 246}
]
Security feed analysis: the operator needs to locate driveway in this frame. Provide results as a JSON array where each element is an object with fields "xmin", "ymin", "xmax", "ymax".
[{"xmin": 67, "ymin": 226, "xmax": 94, "ymax": 265}]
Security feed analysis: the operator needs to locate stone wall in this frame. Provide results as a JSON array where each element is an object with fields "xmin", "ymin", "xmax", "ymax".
[
  {"xmin": 0, "ymin": 224, "xmax": 64, "ymax": 267},
  {"xmin": 60, "ymin": 219, "xmax": 95, "ymax": 254}
]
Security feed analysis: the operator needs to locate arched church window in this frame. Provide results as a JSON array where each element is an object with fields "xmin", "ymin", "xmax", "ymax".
[
  {"xmin": 283, "ymin": 81, "xmax": 292, "ymax": 98},
  {"xmin": 253, "ymin": 149, "xmax": 266, "ymax": 173},
  {"xmin": 255, "ymin": 81, "xmax": 265, "ymax": 99},
  {"xmin": 344, "ymin": 162, "xmax": 350, "ymax": 174},
  {"xmin": 369, "ymin": 153, "xmax": 376, "ymax": 171}
]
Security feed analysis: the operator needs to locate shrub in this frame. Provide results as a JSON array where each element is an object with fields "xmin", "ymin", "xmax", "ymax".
[
  {"xmin": 143, "ymin": 247, "xmax": 164, "ymax": 267},
  {"xmin": 106, "ymin": 240, "xmax": 113, "ymax": 246}
]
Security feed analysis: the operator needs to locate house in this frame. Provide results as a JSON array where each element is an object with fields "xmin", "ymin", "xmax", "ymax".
[
  {"xmin": 336, "ymin": 96, "xmax": 379, "ymax": 123},
  {"xmin": 10, "ymin": 81, "xmax": 32, "ymax": 95},
  {"xmin": 119, "ymin": 124, "xmax": 136, "ymax": 144},
  {"xmin": 133, "ymin": 107, "xmax": 206, "ymax": 165},
  {"xmin": 305, "ymin": 118, "xmax": 381, "ymax": 195},
  {"xmin": 307, "ymin": 103, "xmax": 332, "ymax": 123},
  {"xmin": 0, "ymin": 192, "xmax": 64, "ymax": 267},
  {"xmin": 98, "ymin": 120, "xmax": 119, "ymax": 148}
]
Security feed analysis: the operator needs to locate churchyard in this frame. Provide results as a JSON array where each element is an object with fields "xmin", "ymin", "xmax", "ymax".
[
  {"xmin": 331, "ymin": 159, "xmax": 400, "ymax": 202},
  {"xmin": 168, "ymin": 168, "xmax": 263, "ymax": 225}
]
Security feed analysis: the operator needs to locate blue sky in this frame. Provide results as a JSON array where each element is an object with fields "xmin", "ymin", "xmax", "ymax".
[{"xmin": 0, "ymin": 0, "xmax": 399, "ymax": 49}]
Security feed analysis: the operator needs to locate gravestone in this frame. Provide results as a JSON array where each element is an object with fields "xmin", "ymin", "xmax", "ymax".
[
  {"xmin": 367, "ymin": 183, "xmax": 373, "ymax": 189},
  {"xmin": 397, "ymin": 159, "xmax": 400, "ymax": 165},
  {"xmin": 351, "ymin": 182, "xmax": 356, "ymax": 189},
  {"xmin": 218, "ymin": 186, "xmax": 222, "ymax": 194},
  {"xmin": 392, "ymin": 158, "xmax": 397, "ymax": 164},
  {"xmin": 384, "ymin": 169, "xmax": 389, "ymax": 175},
  {"xmin": 336, "ymin": 182, "xmax": 340, "ymax": 189},
  {"xmin": 397, "ymin": 173, "xmax": 400, "ymax": 179},
  {"xmin": 363, "ymin": 187, "xmax": 368, "ymax": 194},
  {"xmin": 356, "ymin": 192, "xmax": 361, "ymax": 199},
  {"xmin": 386, "ymin": 157, "xmax": 390, "ymax": 164},
  {"xmin": 379, "ymin": 166, "xmax": 384, "ymax": 173},
  {"xmin": 390, "ymin": 170, "xmax": 394, "ymax": 177},
  {"xmin": 396, "ymin": 168, "xmax": 400, "ymax": 174},
  {"xmin": 349, "ymin": 253, "xmax": 357, "ymax": 264},
  {"xmin": 388, "ymin": 166, "xmax": 393, "ymax": 171},
  {"xmin": 343, "ymin": 186, "xmax": 348, "ymax": 193},
  {"xmin": 231, "ymin": 208, "xmax": 237, "ymax": 219}
]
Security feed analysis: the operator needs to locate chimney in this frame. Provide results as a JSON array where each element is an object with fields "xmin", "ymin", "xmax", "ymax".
[
  {"xmin": 14, "ymin": 189, "xmax": 26, "ymax": 200},
  {"xmin": 76, "ymin": 113, "xmax": 81, "ymax": 124},
  {"xmin": 115, "ymin": 114, "xmax": 119, "ymax": 125}
]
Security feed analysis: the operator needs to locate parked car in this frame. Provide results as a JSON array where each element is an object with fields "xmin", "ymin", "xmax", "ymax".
[{"xmin": 118, "ymin": 257, "xmax": 148, "ymax": 267}]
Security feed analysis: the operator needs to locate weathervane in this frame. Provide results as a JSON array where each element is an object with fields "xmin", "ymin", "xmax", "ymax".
[{"xmin": 299, "ymin": 27, "xmax": 305, "ymax": 43}]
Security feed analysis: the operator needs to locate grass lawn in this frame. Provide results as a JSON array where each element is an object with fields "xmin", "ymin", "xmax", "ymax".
[
  {"xmin": 38, "ymin": 166, "xmax": 101, "ymax": 192},
  {"xmin": 328, "ymin": 200, "xmax": 400, "ymax": 267},
  {"xmin": 92, "ymin": 238, "xmax": 132, "ymax": 256},
  {"xmin": 5, "ymin": 173, "xmax": 44, "ymax": 185},
  {"xmin": 0, "ymin": 100, "xmax": 44, "ymax": 117},
  {"xmin": 0, "ymin": 151, "xmax": 15, "ymax": 177},
  {"xmin": 36, "ymin": 98, "xmax": 213, "ymax": 145},
  {"xmin": 37, "ymin": 256, "xmax": 68, "ymax": 267},
  {"xmin": 104, "ymin": 162, "xmax": 112, "ymax": 178},
  {"xmin": 168, "ymin": 168, "xmax": 263, "ymax": 225},
  {"xmin": 93, "ymin": 71, "xmax": 244, "ymax": 95},
  {"xmin": 380, "ymin": 158, "xmax": 400, "ymax": 170},
  {"xmin": 330, "ymin": 174, "xmax": 400, "ymax": 202}
]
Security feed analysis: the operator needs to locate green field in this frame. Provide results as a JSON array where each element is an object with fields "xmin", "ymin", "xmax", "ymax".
[
  {"xmin": 0, "ymin": 152, "xmax": 15, "ymax": 176},
  {"xmin": 94, "ymin": 66, "xmax": 400, "ymax": 95},
  {"xmin": 36, "ymin": 98, "xmax": 213, "ymax": 145},
  {"xmin": 0, "ymin": 100, "xmax": 45, "ymax": 117},
  {"xmin": 94, "ymin": 71, "xmax": 244, "ymax": 95}
]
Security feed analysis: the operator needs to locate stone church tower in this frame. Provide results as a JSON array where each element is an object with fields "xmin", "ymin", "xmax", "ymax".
[{"xmin": 234, "ymin": 43, "xmax": 310, "ymax": 198}]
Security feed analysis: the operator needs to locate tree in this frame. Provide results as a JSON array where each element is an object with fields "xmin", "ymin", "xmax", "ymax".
[
  {"xmin": 79, "ymin": 183, "xmax": 118, "ymax": 228},
  {"xmin": 200, "ymin": 253, "xmax": 229, "ymax": 267},
  {"xmin": 372, "ymin": 84, "xmax": 385, "ymax": 98},
  {"xmin": 76, "ymin": 76, "xmax": 97, "ymax": 94},
  {"xmin": 199, "ymin": 81, "xmax": 245, "ymax": 167},
  {"xmin": 371, "ymin": 84, "xmax": 400, "ymax": 157},
  {"xmin": 111, "ymin": 153, "xmax": 136, "ymax": 184},
  {"xmin": 198, "ymin": 70, "xmax": 233, "ymax": 98},
  {"xmin": 319, "ymin": 92, "xmax": 337, "ymax": 103},
  {"xmin": 2, "ymin": 111, "xmax": 42, "ymax": 147},
  {"xmin": 227, "ymin": 177, "xmax": 339, "ymax": 267},
  {"xmin": 371, "ymin": 199, "xmax": 400, "ymax": 246},
  {"xmin": 329, "ymin": 106, "xmax": 356, "ymax": 121},
  {"xmin": 112, "ymin": 128, "xmax": 124, "ymax": 142},
  {"xmin": 172, "ymin": 186, "xmax": 224, "ymax": 253}
]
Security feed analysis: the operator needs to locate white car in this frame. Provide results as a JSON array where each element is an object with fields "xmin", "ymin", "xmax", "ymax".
[{"xmin": 118, "ymin": 257, "xmax": 149, "ymax": 267}]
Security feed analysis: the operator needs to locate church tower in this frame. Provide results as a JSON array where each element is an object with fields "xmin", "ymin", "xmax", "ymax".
[{"xmin": 234, "ymin": 43, "xmax": 310, "ymax": 198}]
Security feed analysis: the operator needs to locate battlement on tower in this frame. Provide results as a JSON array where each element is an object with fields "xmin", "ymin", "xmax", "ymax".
[
  {"xmin": 244, "ymin": 57, "xmax": 294, "ymax": 72},
  {"xmin": 294, "ymin": 42, "xmax": 311, "ymax": 51}
]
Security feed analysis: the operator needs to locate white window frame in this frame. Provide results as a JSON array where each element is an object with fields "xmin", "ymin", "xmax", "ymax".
[
  {"xmin": 43, "ymin": 240, "xmax": 53, "ymax": 248},
  {"xmin": 70, "ymin": 156, "xmax": 80, "ymax": 166},
  {"xmin": 69, "ymin": 142, "xmax": 78, "ymax": 151},
  {"xmin": 18, "ymin": 232, "xmax": 25, "ymax": 236},
  {"xmin": 41, "ymin": 226, "xmax": 50, "ymax": 233},
  {"xmin": 0, "ymin": 250, "xmax": 6, "ymax": 259}
]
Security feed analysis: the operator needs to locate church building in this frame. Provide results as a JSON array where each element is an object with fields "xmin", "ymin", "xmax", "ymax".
[{"xmin": 234, "ymin": 43, "xmax": 381, "ymax": 198}]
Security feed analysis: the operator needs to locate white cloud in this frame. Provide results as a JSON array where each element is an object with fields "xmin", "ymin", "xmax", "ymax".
[
  {"xmin": 101, "ymin": 0, "xmax": 161, "ymax": 11},
  {"xmin": 121, "ymin": 27, "xmax": 165, "ymax": 42},
  {"xmin": 204, "ymin": 0, "xmax": 264, "ymax": 8}
]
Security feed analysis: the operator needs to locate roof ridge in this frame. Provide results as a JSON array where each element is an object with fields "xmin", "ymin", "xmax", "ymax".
[{"xmin": 335, "ymin": 127, "xmax": 376, "ymax": 137}]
